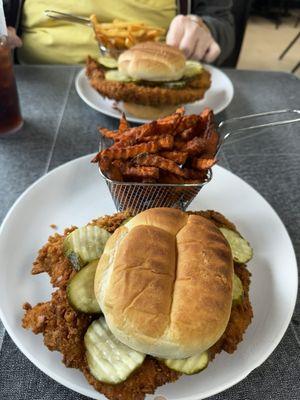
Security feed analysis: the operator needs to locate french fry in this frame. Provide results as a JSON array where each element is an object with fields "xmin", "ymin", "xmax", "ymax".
[
  {"xmin": 98, "ymin": 127, "xmax": 118, "ymax": 139},
  {"xmin": 159, "ymin": 171, "xmax": 186, "ymax": 184},
  {"xmin": 175, "ymin": 137, "xmax": 206, "ymax": 155},
  {"xmin": 191, "ymin": 157, "xmax": 217, "ymax": 170},
  {"xmin": 136, "ymin": 154, "xmax": 185, "ymax": 177},
  {"xmin": 183, "ymin": 168, "xmax": 208, "ymax": 180},
  {"xmin": 125, "ymin": 37, "xmax": 134, "ymax": 48},
  {"xmin": 160, "ymin": 151, "xmax": 188, "ymax": 164},
  {"xmin": 102, "ymin": 135, "xmax": 173, "ymax": 160},
  {"xmin": 177, "ymin": 127, "xmax": 196, "ymax": 141},
  {"xmin": 92, "ymin": 107, "xmax": 219, "ymax": 185},
  {"xmin": 205, "ymin": 130, "xmax": 219, "ymax": 155},
  {"xmin": 99, "ymin": 156, "xmax": 111, "ymax": 173},
  {"xmin": 130, "ymin": 29, "xmax": 146, "ymax": 37},
  {"xmin": 146, "ymin": 30, "xmax": 160, "ymax": 39},
  {"xmin": 118, "ymin": 113, "xmax": 130, "ymax": 133},
  {"xmin": 106, "ymin": 164, "xmax": 123, "ymax": 181},
  {"xmin": 90, "ymin": 15, "xmax": 166, "ymax": 50},
  {"xmin": 116, "ymin": 109, "xmax": 183, "ymax": 144},
  {"xmin": 114, "ymin": 121, "xmax": 158, "ymax": 145},
  {"xmin": 156, "ymin": 115, "xmax": 182, "ymax": 135},
  {"xmin": 113, "ymin": 37, "xmax": 126, "ymax": 48},
  {"xmin": 176, "ymin": 114, "xmax": 199, "ymax": 132},
  {"xmin": 113, "ymin": 160, "xmax": 159, "ymax": 180},
  {"xmin": 102, "ymin": 30, "xmax": 129, "ymax": 37}
]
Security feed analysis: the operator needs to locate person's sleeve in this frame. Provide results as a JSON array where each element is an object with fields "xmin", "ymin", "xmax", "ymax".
[
  {"xmin": 191, "ymin": 0, "xmax": 235, "ymax": 65},
  {"xmin": 3, "ymin": 0, "xmax": 23, "ymax": 28}
]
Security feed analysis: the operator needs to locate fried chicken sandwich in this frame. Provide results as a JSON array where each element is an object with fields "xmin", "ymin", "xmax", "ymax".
[
  {"xmin": 23, "ymin": 207, "xmax": 253, "ymax": 400},
  {"xmin": 86, "ymin": 41, "xmax": 211, "ymax": 119}
]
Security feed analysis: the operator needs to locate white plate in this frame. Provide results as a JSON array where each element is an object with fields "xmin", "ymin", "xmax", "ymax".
[
  {"xmin": 0, "ymin": 155, "xmax": 297, "ymax": 400},
  {"xmin": 75, "ymin": 65, "xmax": 234, "ymax": 123}
]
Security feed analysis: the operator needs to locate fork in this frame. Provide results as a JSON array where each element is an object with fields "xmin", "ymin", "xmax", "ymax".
[{"xmin": 44, "ymin": 10, "xmax": 91, "ymax": 26}]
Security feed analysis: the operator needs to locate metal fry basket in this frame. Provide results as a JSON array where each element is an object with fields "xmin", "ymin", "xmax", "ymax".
[
  {"xmin": 99, "ymin": 169, "xmax": 212, "ymax": 214},
  {"xmin": 97, "ymin": 108, "xmax": 300, "ymax": 215},
  {"xmin": 98, "ymin": 136, "xmax": 211, "ymax": 214}
]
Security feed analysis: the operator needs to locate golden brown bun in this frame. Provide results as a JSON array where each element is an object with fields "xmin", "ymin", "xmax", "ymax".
[
  {"xmin": 95, "ymin": 208, "xmax": 233, "ymax": 359},
  {"xmin": 123, "ymin": 102, "xmax": 178, "ymax": 120},
  {"xmin": 118, "ymin": 42, "xmax": 186, "ymax": 82}
]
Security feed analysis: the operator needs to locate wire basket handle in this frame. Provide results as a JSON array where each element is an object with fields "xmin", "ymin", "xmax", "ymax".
[{"xmin": 217, "ymin": 109, "xmax": 300, "ymax": 151}]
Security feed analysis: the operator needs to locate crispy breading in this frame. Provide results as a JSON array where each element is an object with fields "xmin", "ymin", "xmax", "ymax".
[
  {"xmin": 209, "ymin": 263, "xmax": 253, "ymax": 358},
  {"xmin": 31, "ymin": 212, "xmax": 131, "ymax": 288},
  {"xmin": 82, "ymin": 357, "xmax": 180, "ymax": 400},
  {"xmin": 31, "ymin": 227, "xmax": 76, "ymax": 289},
  {"xmin": 86, "ymin": 56, "xmax": 211, "ymax": 106},
  {"xmin": 23, "ymin": 210, "xmax": 252, "ymax": 400},
  {"xmin": 23, "ymin": 290, "xmax": 93, "ymax": 368}
]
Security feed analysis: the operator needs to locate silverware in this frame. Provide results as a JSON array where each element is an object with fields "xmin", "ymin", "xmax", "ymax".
[
  {"xmin": 44, "ymin": 10, "xmax": 91, "ymax": 26},
  {"xmin": 44, "ymin": 10, "xmax": 122, "ymax": 58}
]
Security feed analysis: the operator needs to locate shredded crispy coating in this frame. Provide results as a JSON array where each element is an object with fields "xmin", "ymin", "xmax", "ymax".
[
  {"xmin": 209, "ymin": 263, "xmax": 253, "ymax": 358},
  {"xmin": 86, "ymin": 57, "xmax": 211, "ymax": 106},
  {"xmin": 23, "ymin": 291, "xmax": 93, "ymax": 368},
  {"xmin": 23, "ymin": 210, "xmax": 252, "ymax": 400},
  {"xmin": 31, "ymin": 227, "xmax": 76, "ymax": 289}
]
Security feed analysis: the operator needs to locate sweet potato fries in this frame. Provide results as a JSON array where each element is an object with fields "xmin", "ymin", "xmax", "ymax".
[{"xmin": 92, "ymin": 107, "xmax": 219, "ymax": 183}]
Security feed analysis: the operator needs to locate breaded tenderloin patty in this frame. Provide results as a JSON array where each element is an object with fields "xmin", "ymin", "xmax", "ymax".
[
  {"xmin": 86, "ymin": 57, "xmax": 211, "ymax": 107},
  {"xmin": 23, "ymin": 210, "xmax": 253, "ymax": 400}
]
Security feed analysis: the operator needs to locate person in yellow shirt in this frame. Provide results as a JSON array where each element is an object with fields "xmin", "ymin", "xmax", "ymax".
[{"xmin": 4, "ymin": 0, "xmax": 234, "ymax": 65}]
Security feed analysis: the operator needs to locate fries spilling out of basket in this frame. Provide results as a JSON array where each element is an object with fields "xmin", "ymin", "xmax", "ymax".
[
  {"xmin": 90, "ymin": 15, "xmax": 166, "ymax": 51},
  {"xmin": 92, "ymin": 107, "xmax": 219, "ymax": 185}
]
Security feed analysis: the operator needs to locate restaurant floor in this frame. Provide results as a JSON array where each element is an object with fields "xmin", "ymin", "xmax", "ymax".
[{"xmin": 238, "ymin": 15, "xmax": 300, "ymax": 77}]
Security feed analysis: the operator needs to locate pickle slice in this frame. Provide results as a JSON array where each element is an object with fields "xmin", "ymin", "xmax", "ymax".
[
  {"xmin": 163, "ymin": 80, "xmax": 187, "ymax": 89},
  {"xmin": 63, "ymin": 225, "xmax": 111, "ymax": 270},
  {"xmin": 98, "ymin": 56, "xmax": 118, "ymax": 69},
  {"xmin": 162, "ymin": 351, "xmax": 209, "ymax": 375},
  {"xmin": 85, "ymin": 318, "xmax": 145, "ymax": 384},
  {"xmin": 219, "ymin": 227, "xmax": 253, "ymax": 264},
  {"xmin": 183, "ymin": 60, "xmax": 203, "ymax": 78},
  {"xmin": 232, "ymin": 273, "xmax": 244, "ymax": 304},
  {"xmin": 105, "ymin": 70, "xmax": 132, "ymax": 82},
  {"xmin": 121, "ymin": 217, "xmax": 133, "ymax": 226},
  {"xmin": 67, "ymin": 260, "xmax": 101, "ymax": 314}
]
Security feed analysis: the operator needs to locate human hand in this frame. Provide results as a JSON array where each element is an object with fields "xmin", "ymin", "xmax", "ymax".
[
  {"xmin": 7, "ymin": 27, "xmax": 22, "ymax": 49},
  {"xmin": 166, "ymin": 15, "xmax": 220, "ymax": 63}
]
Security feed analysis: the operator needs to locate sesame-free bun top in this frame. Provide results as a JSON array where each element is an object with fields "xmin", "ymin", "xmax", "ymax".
[
  {"xmin": 118, "ymin": 42, "xmax": 186, "ymax": 82},
  {"xmin": 95, "ymin": 208, "xmax": 233, "ymax": 359}
]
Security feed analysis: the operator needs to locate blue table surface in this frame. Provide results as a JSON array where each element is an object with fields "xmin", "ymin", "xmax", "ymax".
[{"xmin": 0, "ymin": 66, "xmax": 299, "ymax": 400}]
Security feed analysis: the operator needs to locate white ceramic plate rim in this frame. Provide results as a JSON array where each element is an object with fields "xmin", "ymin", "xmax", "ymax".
[
  {"xmin": 0, "ymin": 154, "xmax": 297, "ymax": 400},
  {"xmin": 75, "ymin": 64, "xmax": 234, "ymax": 123}
]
